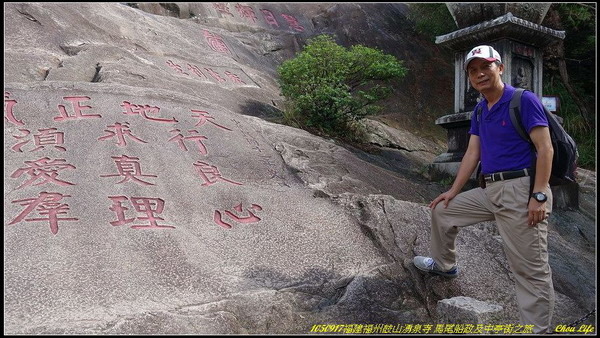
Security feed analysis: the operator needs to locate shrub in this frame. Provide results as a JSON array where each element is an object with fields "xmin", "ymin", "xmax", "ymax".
[{"xmin": 277, "ymin": 34, "xmax": 407, "ymax": 140}]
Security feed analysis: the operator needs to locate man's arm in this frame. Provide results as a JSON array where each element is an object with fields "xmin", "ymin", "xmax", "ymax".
[{"xmin": 528, "ymin": 125, "xmax": 553, "ymax": 226}]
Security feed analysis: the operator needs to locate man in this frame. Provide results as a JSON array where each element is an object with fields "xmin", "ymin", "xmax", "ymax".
[{"xmin": 413, "ymin": 45, "xmax": 555, "ymax": 333}]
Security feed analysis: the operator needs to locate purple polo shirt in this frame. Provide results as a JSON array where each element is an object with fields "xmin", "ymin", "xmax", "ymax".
[{"xmin": 469, "ymin": 84, "xmax": 549, "ymax": 175}]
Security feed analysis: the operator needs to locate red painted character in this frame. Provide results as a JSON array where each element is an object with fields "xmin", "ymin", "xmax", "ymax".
[
  {"xmin": 121, "ymin": 101, "xmax": 177, "ymax": 123},
  {"xmin": 168, "ymin": 129, "xmax": 209, "ymax": 155},
  {"xmin": 203, "ymin": 30, "xmax": 231, "ymax": 55},
  {"xmin": 191, "ymin": 110, "xmax": 232, "ymax": 131},
  {"xmin": 11, "ymin": 128, "xmax": 66, "ymax": 152},
  {"xmin": 108, "ymin": 196, "xmax": 174, "ymax": 229},
  {"xmin": 235, "ymin": 3, "xmax": 257, "ymax": 23},
  {"xmin": 194, "ymin": 161, "xmax": 242, "ymax": 186},
  {"xmin": 98, "ymin": 122, "xmax": 148, "ymax": 147},
  {"xmin": 281, "ymin": 14, "xmax": 305, "ymax": 32},
  {"xmin": 214, "ymin": 203, "xmax": 263, "ymax": 229},
  {"xmin": 54, "ymin": 96, "xmax": 102, "ymax": 121},
  {"xmin": 9, "ymin": 192, "xmax": 78, "ymax": 235},
  {"xmin": 4, "ymin": 91, "xmax": 24, "ymax": 126},
  {"xmin": 10, "ymin": 157, "xmax": 76, "ymax": 189},
  {"xmin": 100, "ymin": 155, "xmax": 157, "ymax": 186},
  {"xmin": 260, "ymin": 9, "xmax": 280, "ymax": 28}
]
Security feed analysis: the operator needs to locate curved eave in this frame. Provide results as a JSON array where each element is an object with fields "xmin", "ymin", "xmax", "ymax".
[{"xmin": 436, "ymin": 12, "xmax": 565, "ymax": 50}]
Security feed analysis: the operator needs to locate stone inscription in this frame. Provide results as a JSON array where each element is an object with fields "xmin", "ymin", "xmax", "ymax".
[
  {"xmin": 11, "ymin": 127, "xmax": 67, "ymax": 152},
  {"xmin": 9, "ymin": 192, "xmax": 78, "ymax": 235},
  {"xmin": 101, "ymin": 155, "xmax": 158, "ymax": 186},
  {"xmin": 212, "ymin": 3, "xmax": 306, "ymax": 32},
  {"xmin": 108, "ymin": 196, "xmax": 175, "ymax": 229},
  {"xmin": 5, "ymin": 91, "xmax": 264, "ymax": 234},
  {"xmin": 11, "ymin": 157, "xmax": 76, "ymax": 189},
  {"xmin": 165, "ymin": 58, "xmax": 258, "ymax": 88},
  {"xmin": 214, "ymin": 203, "xmax": 263, "ymax": 229}
]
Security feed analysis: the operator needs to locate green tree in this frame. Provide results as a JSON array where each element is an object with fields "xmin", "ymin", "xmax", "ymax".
[
  {"xmin": 277, "ymin": 34, "xmax": 407, "ymax": 140},
  {"xmin": 542, "ymin": 3, "xmax": 596, "ymax": 169},
  {"xmin": 405, "ymin": 3, "xmax": 456, "ymax": 40}
]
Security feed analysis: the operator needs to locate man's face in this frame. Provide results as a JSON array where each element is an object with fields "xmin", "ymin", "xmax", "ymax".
[{"xmin": 466, "ymin": 58, "xmax": 503, "ymax": 93}]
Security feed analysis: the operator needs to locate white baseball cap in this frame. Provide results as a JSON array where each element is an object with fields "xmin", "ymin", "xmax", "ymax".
[{"xmin": 464, "ymin": 45, "xmax": 502, "ymax": 70}]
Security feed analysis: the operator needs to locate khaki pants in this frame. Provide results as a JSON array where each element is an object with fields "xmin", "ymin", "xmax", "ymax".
[{"xmin": 430, "ymin": 176, "xmax": 555, "ymax": 334}]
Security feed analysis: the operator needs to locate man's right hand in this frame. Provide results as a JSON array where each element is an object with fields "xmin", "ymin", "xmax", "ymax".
[{"xmin": 429, "ymin": 190, "xmax": 458, "ymax": 209}]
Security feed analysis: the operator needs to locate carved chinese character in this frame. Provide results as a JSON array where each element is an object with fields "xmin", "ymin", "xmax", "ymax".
[
  {"xmin": 204, "ymin": 67, "xmax": 227, "ymax": 82},
  {"xmin": 100, "ymin": 155, "xmax": 157, "ymax": 186},
  {"xmin": 224, "ymin": 71, "xmax": 246, "ymax": 85},
  {"xmin": 187, "ymin": 64, "xmax": 208, "ymax": 80},
  {"xmin": 213, "ymin": 203, "xmax": 263, "ymax": 229},
  {"xmin": 10, "ymin": 157, "xmax": 76, "ymax": 189},
  {"xmin": 235, "ymin": 3, "xmax": 257, "ymax": 23},
  {"xmin": 108, "ymin": 196, "xmax": 174, "ymax": 229},
  {"xmin": 190, "ymin": 110, "xmax": 232, "ymax": 131},
  {"xmin": 11, "ymin": 128, "xmax": 66, "ymax": 152},
  {"xmin": 4, "ymin": 91, "xmax": 24, "ymax": 126},
  {"xmin": 121, "ymin": 101, "xmax": 177, "ymax": 123},
  {"xmin": 9, "ymin": 192, "xmax": 78, "ymax": 235},
  {"xmin": 203, "ymin": 30, "xmax": 231, "ymax": 55},
  {"xmin": 54, "ymin": 96, "xmax": 102, "ymax": 121},
  {"xmin": 260, "ymin": 9, "xmax": 279, "ymax": 28},
  {"xmin": 11, "ymin": 129, "xmax": 31, "ymax": 152},
  {"xmin": 193, "ymin": 161, "xmax": 242, "ymax": 186},
  {"xmin": 213, "ymin": 3, "xmax": 234, "ymax": 17},
  {"xmin": 166, "ymin": 59, "xmax": 190, "ymax": 76},
  {"xmin": 98, "ymin": 122, "xmax": 148, "ymax": 147},
  {"xmin": 168, "ymin": 129, "xmax": 209, "ymax": 155},
  {"xmin": 281, "ymin": 14, "xmax": 304, "ymax": 32}
]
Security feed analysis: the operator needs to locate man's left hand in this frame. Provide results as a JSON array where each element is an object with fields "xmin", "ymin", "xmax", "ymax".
[{"xmin": 528, "ymin": 199, "xmax": 548, "ymax": 226}]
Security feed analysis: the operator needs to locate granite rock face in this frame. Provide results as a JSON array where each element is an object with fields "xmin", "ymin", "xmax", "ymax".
[
  {"xmin": 445, "ymin": 3, "xmax": 552, "ymax": 28},
  {"xmin": 4, "ymin": 3, "xmax": 596, "ymax": 334}
]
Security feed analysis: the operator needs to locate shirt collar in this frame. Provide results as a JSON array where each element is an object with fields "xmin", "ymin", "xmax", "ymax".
[
  {"xmin": 499, "ymin": 84, "xmax": 516, "ymax": 105},
  {"xmin": 481, "ymin": 83, "xmax": 515, "ymax": 110}
]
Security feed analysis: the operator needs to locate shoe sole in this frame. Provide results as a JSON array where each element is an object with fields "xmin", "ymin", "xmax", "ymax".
[{"xmin": 415, "ymin": 264, "xmax": 459, "ymax": 278}]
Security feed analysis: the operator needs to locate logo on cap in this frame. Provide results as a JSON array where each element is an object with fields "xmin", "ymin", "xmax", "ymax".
[{"xmin": 464, "ymin": 45, "xmax": 501, "ymax": 71}]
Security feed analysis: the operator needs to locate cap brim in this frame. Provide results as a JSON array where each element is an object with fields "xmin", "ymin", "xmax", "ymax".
[{"xmin": 464, "ymin": 57, "xmax": 500, "ymax": 70}]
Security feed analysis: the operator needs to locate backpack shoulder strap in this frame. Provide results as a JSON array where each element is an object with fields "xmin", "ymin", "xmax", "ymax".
[
  {"xmin": 509, "ymin": 88, "xmax": 532, "ymax": 143},
  {"xmin": 510, "ymin": 88, "xmax": 537, "ymax": 198}
]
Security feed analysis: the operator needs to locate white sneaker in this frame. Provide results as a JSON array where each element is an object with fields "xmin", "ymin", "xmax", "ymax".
[{"xmin": 413, "ymin": 256, "xmax": 459, "ymax": 278}]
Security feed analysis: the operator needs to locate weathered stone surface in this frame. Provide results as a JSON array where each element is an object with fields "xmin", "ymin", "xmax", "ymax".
[
  {"xmin": 4, "ymin": 2, "xmax": 596, "ymax": 334},
  {"xmin": 437, "ymin": 296, "xmax": 503, "ymax": 324},
  {"xmin": 446, "ymin": 3, "xmax": 552, "ymax": 28}
]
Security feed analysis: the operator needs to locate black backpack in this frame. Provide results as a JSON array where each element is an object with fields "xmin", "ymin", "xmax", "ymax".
[{"xmin": 508, "ymin": 88, "xmax": 579, "ymax": 186}]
